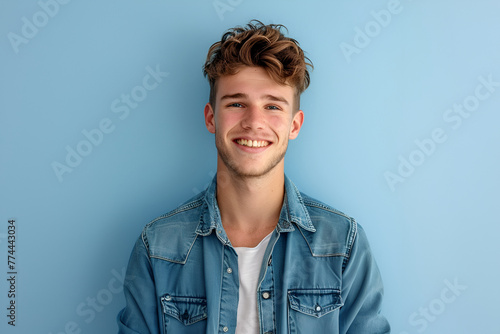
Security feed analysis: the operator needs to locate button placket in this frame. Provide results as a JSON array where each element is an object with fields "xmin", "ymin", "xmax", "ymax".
[
  {"xmin": 219, "ymin": 245, "xmax": 238, "ymax": 333},
  {"xmin": 258, "ymin": 252, "xmax": 275, "ymax": 334}
]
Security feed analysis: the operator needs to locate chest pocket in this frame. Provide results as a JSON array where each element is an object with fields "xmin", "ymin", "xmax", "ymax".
[
  {"xmin": 287, "ymin": 289, "xmax": 343, "ymax": 333},
  {"xmin": 161, "ymin": 294, "xmax": 207, "ymax": 332}
]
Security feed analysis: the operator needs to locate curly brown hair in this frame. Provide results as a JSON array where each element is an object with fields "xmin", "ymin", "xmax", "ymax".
[{"xmin": 203, "ymin": 20, "xmax": 313, "ymax": 111}]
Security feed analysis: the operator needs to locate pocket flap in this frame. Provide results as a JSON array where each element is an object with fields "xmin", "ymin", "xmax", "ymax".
[
  {"xmin": 161, "ymin": 294, "xmax": 207, "ymax": 325},
  {"xmin": 288, "ymin": 289, "xmax": 343, "ymax": 318}
]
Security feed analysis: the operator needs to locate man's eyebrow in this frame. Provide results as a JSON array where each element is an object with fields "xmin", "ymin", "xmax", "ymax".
[
  {"xmin": 220, "ymin": 93, "xmax": 248, "ymax": 101},
  {"xmin": 263, "ymin": 94, "xmax": 289, "ymax": 105},
  {"xmin": 220, "ymin": 93, "xmax": 289, "ymax": 105}
]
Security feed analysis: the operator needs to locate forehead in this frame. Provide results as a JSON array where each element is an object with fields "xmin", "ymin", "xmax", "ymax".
[{"xmin": 216, "ymin": 66, "xmax": 295, "ymax": 100}]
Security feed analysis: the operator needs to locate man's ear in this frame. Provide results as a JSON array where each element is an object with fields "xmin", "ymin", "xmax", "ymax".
[
  {"xmin": 204, "ymin": 103, "xmax": 216, "ymax": 134},
  {"xmin": 289, "ymin": 110, "xmax": 304, "ymax": 140}
]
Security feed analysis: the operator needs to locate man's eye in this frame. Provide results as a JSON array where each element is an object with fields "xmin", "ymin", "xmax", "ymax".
[
  {"xmin": 266, "ymin": 105, "xmax": 281, "ymax": 110},
  {"xmin": 229, "ymin": 103, "xmax": 243, "ymax": 108}
]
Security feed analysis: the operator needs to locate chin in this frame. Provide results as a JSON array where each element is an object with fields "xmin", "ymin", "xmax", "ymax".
[{"xmin": 229, "ymin": 162, "xmax": 281, "ymax": 179}]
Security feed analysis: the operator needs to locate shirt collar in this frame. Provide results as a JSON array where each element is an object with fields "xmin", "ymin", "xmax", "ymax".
[
  {"xmin": 279, "ymin": 175, "xmax": 316, "ymax": 232},
  {"xmin": 195, "ymin": 174, "xmax": 316, "ymax": 239}
]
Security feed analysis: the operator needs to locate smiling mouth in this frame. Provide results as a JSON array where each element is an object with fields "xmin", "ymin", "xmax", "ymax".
[{"xmin": 235, "ymin": 139, "xmax": 270, "ymax": 148}]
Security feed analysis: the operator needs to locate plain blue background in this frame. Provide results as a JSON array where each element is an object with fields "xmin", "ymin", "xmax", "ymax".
[{"xmin": 1, "ymin": 0, "xmax": 499, "ymax": 333}]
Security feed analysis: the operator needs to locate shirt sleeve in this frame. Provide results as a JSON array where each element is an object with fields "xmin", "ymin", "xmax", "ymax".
[
  {"xmin": 339, "ymin": 223, "xmax": 391, "ymax": 334},
  {"xmin": 117, "ymin": 232, "xmax": 160, "ymax": 334}
]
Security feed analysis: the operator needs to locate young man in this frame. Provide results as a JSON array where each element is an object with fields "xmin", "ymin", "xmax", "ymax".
[{"xmin": 118, "ymin": 21, "xmax": 390, "ymax": 333}]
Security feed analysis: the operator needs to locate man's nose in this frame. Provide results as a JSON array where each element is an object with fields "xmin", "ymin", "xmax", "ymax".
[{"xmin": 241, "ymin": 105, "xmax": 265, "ymax": 130}]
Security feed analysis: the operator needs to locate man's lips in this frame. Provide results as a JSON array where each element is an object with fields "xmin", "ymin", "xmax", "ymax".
[{"xmin": 234, "ymin": 138, "xmax": 271, "ymax": 148}]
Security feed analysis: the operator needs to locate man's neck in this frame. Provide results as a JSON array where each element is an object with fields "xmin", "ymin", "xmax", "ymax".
[{"xmin": 216, "ymin": 167, "xmax": 285, "ymax": 247}]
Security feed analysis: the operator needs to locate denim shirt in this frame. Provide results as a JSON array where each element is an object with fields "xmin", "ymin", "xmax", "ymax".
[{"xmin": 117, "ymin": 176, "xmax": 390, "ymax": 333}]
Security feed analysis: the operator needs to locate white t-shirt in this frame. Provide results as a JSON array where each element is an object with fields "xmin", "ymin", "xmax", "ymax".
[{"xmin": 234, "ymin": 232, "xmax": 273, "ymax": 334}]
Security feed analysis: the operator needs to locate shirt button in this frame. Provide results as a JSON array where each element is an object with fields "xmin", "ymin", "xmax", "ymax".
[
  {"xmin": 165, "ymin": 294, "xmax": 172, "ymax": 301},
  {"xmin": 315, "ymin": 305, "xmax": 322, "ymax": 312},
  {"xmin": 223, "ymin": 326, "xmax": 229, "ymax": 332},
  {"xmin": 227, "ymin": 267, "xmax": 233, "ymax": 274},
  {"xmin": 262, "ymin": 292, "xmax": 270, "ymax": 299}
]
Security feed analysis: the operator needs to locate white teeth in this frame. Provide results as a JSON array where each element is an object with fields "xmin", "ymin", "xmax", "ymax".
[{"xmin": 236, "ymin": 139, "xmax": 269, "ymax": 147}]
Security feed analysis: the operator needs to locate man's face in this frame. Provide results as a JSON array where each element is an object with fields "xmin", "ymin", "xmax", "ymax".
[{"xmin": 204, "ymin": 66, "xmax": 304, "ymax": 179}]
